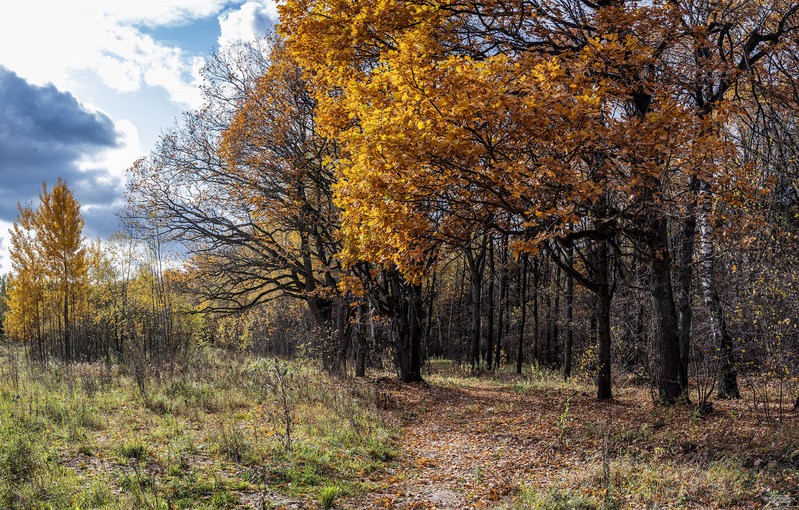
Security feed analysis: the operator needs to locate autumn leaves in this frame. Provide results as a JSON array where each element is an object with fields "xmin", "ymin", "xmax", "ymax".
[
  {"xmin": 278, "ymin": 0, "xmax": 796, "ymax": 400},
  {"xmin": 5, "ymin": 179, "xmax": 87, "ymax": 360}
]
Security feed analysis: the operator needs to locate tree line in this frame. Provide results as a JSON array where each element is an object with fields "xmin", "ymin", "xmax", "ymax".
[{"xmin": 3, "ymin": 0, "xmax": 799, "ymax": 408}]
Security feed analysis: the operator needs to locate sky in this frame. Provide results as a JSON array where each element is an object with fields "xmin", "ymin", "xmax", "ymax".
[{"xmin": 0, "ymin": 0, "xmax": 280, "ymax": 273}]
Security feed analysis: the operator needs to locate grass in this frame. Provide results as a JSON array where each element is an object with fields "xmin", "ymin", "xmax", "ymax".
[
  {"xmin": 3, "ymin": 345, "xmax": 797, "ymax": 508},
  {"xmin": 0, "ymin": 343, "xmax": 396, "ymax": 509}
]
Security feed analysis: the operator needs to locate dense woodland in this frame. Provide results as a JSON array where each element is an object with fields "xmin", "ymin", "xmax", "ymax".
[
  {"xmin": 3, "ymin": 0, "xmax": 799, "ymax": 407},
  {"xmin": 3, "ymin": 1, "xmax": 799, "ymax": 507}
]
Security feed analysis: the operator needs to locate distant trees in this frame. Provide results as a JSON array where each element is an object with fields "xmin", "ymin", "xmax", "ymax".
[
  {"xmin": 0, "ymin": 274, "xmax": 8, "ymax": 338},
  {"xmin": 2, "ymin": 180, "xmax": 195, "ymax": 365},
  {"xmin": 4, "ymin": 179, "xmax": 87, "ymax": 360}
]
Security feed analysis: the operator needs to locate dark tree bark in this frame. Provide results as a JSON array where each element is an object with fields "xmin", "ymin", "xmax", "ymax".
[
  {"xmin": 335, "ymin": 299, "xmax": 350, "ymax": 373},
  {"xmin": 355, "ymin": 302, "xmax": 367, "ymax": 377},
  {"xmin": 465, "ymin": 236, "xmax": 488, "ymax": 372},
  {"xmin": 495, "ymin": 236, "xmax": 508, "ymax": 367},
  {"xmin": 393, "ymin": 278, "xmax": 424, "ymax": 383},
  {"xmin": 648, "ymin": 217, "xmax": 684, "ymax": 403},
  {"xmin": 543, "ymin": 261, "xmax": 552, "ymax": 366},
  {"xmin": 486, "ymin": 240, "xmax": 495, "ymax": 370},
  {"xmin": 563, "ymin": 244, "xmax": 574, "ymax": 380},
  {"xmin": 546, "ymin": 236, "xmax": 614, "ymax": 401},
  {"xmin": 592, "ymin": 242, "xmax": 613, "ymax": 401},
  {"xmin": 516, "ymin": 254, "xmax": 528, "ymax": 375},
  {"xmin": 550, "ymin": 265, "xmax": 561, "ymax": 367}
]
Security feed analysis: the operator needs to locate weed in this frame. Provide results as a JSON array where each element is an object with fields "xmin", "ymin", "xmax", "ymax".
[
  {"xmin": 319, "ymin": 485, "xmax": 342, "ymax": 509},
  {"xmin": 0, "ymin": 430, "xmax": 38, "ymax": 484},
  {"xmin": 0, "ymin": 344, "xmax": 395, "ymax": 507},
  {"xmin": 212, "ymin": 425, "xmax": 253, "ymax": 463},
  {"xmin": 518, "ymin": 482, "xmax": 598, "ymax": 509},
  {"xmin": 116, "ymin": 439, "xmax": 147, "ymax": 460}
]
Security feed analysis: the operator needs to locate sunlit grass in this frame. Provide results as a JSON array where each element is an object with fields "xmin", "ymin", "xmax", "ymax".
[{"xmin": 0, "ymin": 343, "xmax": 396, "ymax": 508}]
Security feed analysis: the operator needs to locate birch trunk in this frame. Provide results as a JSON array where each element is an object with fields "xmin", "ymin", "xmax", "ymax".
[{"xmin": 698, "ymin": 181, "xmax": 739, "ymax": 399}]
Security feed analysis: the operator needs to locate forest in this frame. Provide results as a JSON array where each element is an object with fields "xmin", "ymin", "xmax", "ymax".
[{"xmin": 1, "ymin": 0, "xmax": 799, "ymax": 508}]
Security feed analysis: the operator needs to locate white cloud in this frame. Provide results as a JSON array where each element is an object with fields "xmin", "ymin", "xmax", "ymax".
[
  {"xmin": 0, "ymin": 1, "xmax": 232, "ymax": 110},
  {"xmin": 78, "ymin": 118, "xmax": 143, "ymax": 187},
  {"xmin": 218, "ymin": 1, "xmax": 278, "ymax": 47},
  {"xmin": 107, "ymin": 0, "xmax": 229, "ymax": 26},
  {"xmin": 0, "ymin": 220, "xmax": 13, "ymax": 274}
]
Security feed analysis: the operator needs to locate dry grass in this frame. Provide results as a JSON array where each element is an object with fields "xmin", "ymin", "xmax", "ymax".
[{"xmin": 0, "ymin": 344, "xmax": 396, "ymax": 509}]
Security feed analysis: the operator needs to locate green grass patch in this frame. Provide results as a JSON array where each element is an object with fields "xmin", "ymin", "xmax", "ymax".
[{"xmin": 0, "ymin": 343, "xmax": 396, "ymax": 508}]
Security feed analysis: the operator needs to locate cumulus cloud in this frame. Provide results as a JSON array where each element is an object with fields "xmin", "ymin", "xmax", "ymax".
[
  {"xmin": 218, "ymin": 1, "xmax": 278, "ymax": 47},
  {"xmin": 0, "ymin": 1, "xmax": 231, "ymax": 110},
  {"xmin": 0, "ymin": 67, "xmax": 127, "ymax": 233}
]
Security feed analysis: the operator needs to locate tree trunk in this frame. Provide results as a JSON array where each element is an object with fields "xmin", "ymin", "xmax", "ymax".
[
  {"xmin": 676, "ymin": 176, "xmax": 699, "ymax": 394},
  {"xmin": 63, "ymin": 280, "xmax": 71, "ymax": 362},
  {"xmin": 543, "ymin": 263, "xmax": 552, "ymax": 366},
  {"xmin": 390, "ymin": 274, "xmax": 424, "ymax": 384},
  {"xmin": 465, "ymin": 238, "xmax": 487, "ymax": 373},
  {"xmin": 486, "ymin": 241, "xmax": 495, "ymax": 371},
  {"xmin": 551, "ymin": 265, "xmax": 561, "ymax": 367},
  {"xmin": 495, "ymin": 236, "xmax": 508, "ymax": 367},
  {"xmin": 516, "ymin": 254, "xmax": 528, "ymax": 375},
  {"xmin": 469, "ymin": 261, "xmax": 482, "ymax": 372},
  {"xmin": 593, "ymin": 242, "xmax": 613, "ymax": 400},
  {"xmin": 355, "ymin": 302, "xmax": 367, "ymax": 377},
  {"xmin": 698, "ymin": 182, "xmax": 739, "ymax": 399},
  {"xmin": 564, "ymin": 245, "xmax": 574, "ymax": 380},
  {"xmin": 335, "ymin": 299, "xmax": 350, "ymax": 373},
  {"xmin": 648, "ymin": 216, "xmax": 684, "ymax": 404}
]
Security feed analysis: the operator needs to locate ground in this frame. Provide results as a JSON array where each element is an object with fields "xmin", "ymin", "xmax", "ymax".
[
  {"xmin": 342, "ymin": 361, "xmax": 799, "ymax": 509},
  {"xmin": 0, "ymin": 347, "xmax": 798, "ymax": 509}
]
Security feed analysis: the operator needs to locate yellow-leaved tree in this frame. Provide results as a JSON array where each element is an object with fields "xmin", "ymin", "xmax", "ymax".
[
  {"xmin": 3, "ymin": 178, "xmax": 87, "ymax": 361},
  {"xmin": 281, "ymin": 0, "xmax": 797, "ymax": 401}
]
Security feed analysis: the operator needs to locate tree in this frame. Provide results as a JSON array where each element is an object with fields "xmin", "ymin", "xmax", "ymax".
[
  {"xmin": 281, "ymin": 0, "xmax": 794, "ymax": 402},
  {"xmin": 3, "ymin": 179, "xmax": 87, "ymax": 360},
  {"xmin": 126, "ymin": 39, "xmax": 344, "ymax": 334},
  {"xmin": 0, "ymin": 274, "xmax": 8, "ymax": 338},
  {"xmin": 4, "ymin": 206, "xmax": 44, "ymax": 356},
  {"xmin": 36, "ymin": 178, "xmax": 87, "ymax": 360}
]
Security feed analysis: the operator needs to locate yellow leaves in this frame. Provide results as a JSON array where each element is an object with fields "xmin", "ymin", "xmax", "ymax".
[
  {"xmin": 4, "ymin": 179, "xmax": 88, "ymax": 343},
  {"xmin": 280, "ymin": 0, "xmax": 774, "ymax": 280}
]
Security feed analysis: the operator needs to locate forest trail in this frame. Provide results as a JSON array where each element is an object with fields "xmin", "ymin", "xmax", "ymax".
[
  {"xmin": 341, "ymin": 371, "xmax": 787, "ymax": 510},
  {"xmin": 346, "ymin": 374, "xmax": 619, "ymax": 509}
]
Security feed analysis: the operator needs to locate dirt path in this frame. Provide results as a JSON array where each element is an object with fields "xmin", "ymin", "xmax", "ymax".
[
  {"xmin": 338, "ymin": 374, "xmax": 792, "ymax": 510},
  {"xmin": 344, "ymin": 377, "xmax": 607, "ymax": 509}
]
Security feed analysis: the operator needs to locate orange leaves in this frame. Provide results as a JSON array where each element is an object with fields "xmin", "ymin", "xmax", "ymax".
[
  {"xmin": 280, "ymin": 0, "xmax": 780, "ymax": 279},
  {"xmin": 415, "ymin": 456, "xmax": 436, "ymax": 468}
]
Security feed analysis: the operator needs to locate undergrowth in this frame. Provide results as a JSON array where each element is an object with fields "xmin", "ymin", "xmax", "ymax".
[{"xmin": 0, "ymin": 343, "xmax": 395, "ymax": 509}]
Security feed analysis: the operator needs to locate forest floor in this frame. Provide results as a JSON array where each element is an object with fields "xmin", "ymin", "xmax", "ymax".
[
  {"xmin": 1, "ymin": 346, "xmax": 798, "ymax": 509},
  {"xmin": 342, "ymin": 360, "xmax": 799, "ymax": 509}
]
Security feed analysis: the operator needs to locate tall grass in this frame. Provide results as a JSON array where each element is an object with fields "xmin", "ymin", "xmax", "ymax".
[{"xmin": 0, "ymin": 343, "xmax": 395, "ymax": 508}]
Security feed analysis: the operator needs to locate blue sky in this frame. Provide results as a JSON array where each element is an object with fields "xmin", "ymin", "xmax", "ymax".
[{"xmin": 0, "ymin": 1, "xmax": 279, "ymax": 272}]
